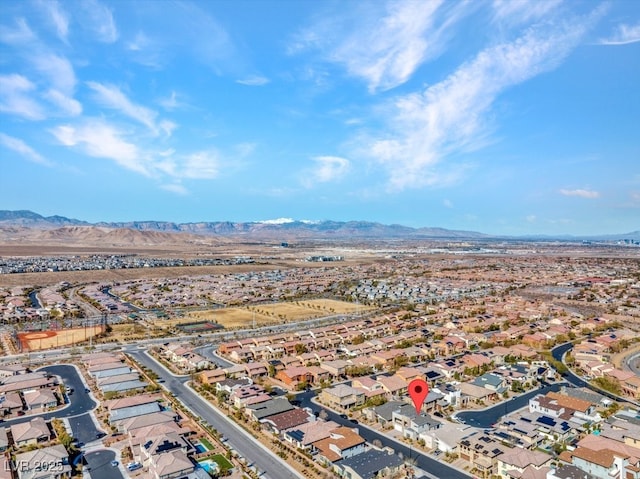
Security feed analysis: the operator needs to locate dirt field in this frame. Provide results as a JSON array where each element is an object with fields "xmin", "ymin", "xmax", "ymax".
[
  {"xmin": 103, "ymin": 323, "xmax": 167, "ymax": 342},
  {"xmin": 18, "ymin": 325, "xmax": 104, "ymax": 351},
  {"xmin": 297, "ymin": 299, "xmax": 372, "ymax": 314},
  {"xmin": 175, "ymin": 299, "xmax": 369, "ymax": 329},
  {"xmin": 168, "ymin": 308, "xmax": 276, "ymax": 329}
]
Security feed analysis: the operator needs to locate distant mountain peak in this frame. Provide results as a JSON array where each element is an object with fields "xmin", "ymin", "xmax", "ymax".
[{"xmin": 257, "ymin": 218, "xmax": 296, "ymax": 225}]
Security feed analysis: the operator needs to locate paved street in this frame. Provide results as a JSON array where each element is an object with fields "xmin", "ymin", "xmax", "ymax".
[
  {"xmin": 126, "ymin": 350, "xmax": 304, "ymax": 479},
  {"xmin": 552, "ymin": 342, "xmax": 639, "ymax": 406},
  {"xmin": 456, "ymin": 382, "xmax": 563, "ymax": 428},
  {"xmin": 194, "ymin": 344, "xmax": 233, "ymax": 368},
  {"xmin": 85, "ymin": 449, "xmax": 123, "ymax": 479}
]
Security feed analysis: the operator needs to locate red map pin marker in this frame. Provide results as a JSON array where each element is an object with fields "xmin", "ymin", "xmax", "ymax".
[{"xmin": 408, "ymin": 378, "xmax": 429, "ymax": 415}]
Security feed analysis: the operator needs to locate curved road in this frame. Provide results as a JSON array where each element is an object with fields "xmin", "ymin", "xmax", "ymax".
[
  {"xmin": 125, "ymin": 349, "xmax": 304, "ymax": 479},
  {"xmin": 456, "ymin": 382, "xmax": 564, "ymax": 428},
  {"xmin": 194, "ymin": 345, "xmax": 233, "ymax": 369},
  {"xmin": 552, "ymin": 342, "xmax": 638, "ymax": 406}
]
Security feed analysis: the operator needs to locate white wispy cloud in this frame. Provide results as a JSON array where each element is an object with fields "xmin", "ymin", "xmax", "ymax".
[
  {"xmin": 365, "ymin": 6, "xmax": 606, "ymax": 191},
  {"xmin": 51, "ymin": 120, "xmax": 148, "ymax": 175},
  {"xmin": 44, "ymin": 89, "xmax": 82, "ymax": 116},
  {"xmin": 51, "ymin": 118, "xmax": 223, "ymax": 183},
  {"xmin": 39, "ymin": 0, "xmax": 69, "ymax": 42},
  {"xmin": 127, "ymin": 31, "xmax": 149, "ymax": 52},
  {"xmin": 599, "ymin": 22, "xmax": 640, "ymax": 45},
  {"xmin": 302, "ymin": 156, "xmax": 350, "ymax": 187},
  {"xmin": 443, "ymin": 199, "xmax": 453, "ymax": 208},
  {"xmin": 81, "ymin": 0, "xmax": 118, "ymax": 43},
  {"xmin": 0, "ymin": 74, "xmax": 45, "ymax": 120},
  {"xmin": 0, "ymin": 16, "xmax": 81, "ymax": 118},
  {"xmin": 158, "ymin": 91, "xmax": 188, "ymax": 111},
  {"xmin": 181, "ymin": 151, "xmax": 220, "ymax": 179},
  {"xmin": 559, "ymin": 188, "xmax": 601, "ymax": 199},
  {"xmin": 156, "ymin": 151, "xmax": 220, "ymax": 180},
  {"xmin": 236, "ymin": 75, "xmax": 270, "ymax": 86},
  {"xmin": 291, "ymin": 0, "xmax": 466, "ymax": 92},
  {"xmin": 0, "ymin": 18, "xmax": 36, "ymax": 44},
  {"xmin": 87, "ymin": 82, "xmax": 166, "ymax": 136},
  {"xmin": 492, "ymin": 0, "xmax": 562, "ymax": 26},
  {"xmin": 0, "ymin": 132, "xmax": 51, "ymax": 166},
  {"xmin": 161, "ymin": 183, "xmax": 189, "ymax": 195},
  {"xmin": 33, "ymin": 53, "xmax": 76, "ymax": 94}
]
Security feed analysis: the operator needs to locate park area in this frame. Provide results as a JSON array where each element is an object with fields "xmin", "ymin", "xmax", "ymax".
[
  {"xmin": 18, "ymin": 325, "xmax": 104, "ymax": 351},
  {"xmin": 160, "ymin": 299, "xmax": 370, "ymax": 329}
]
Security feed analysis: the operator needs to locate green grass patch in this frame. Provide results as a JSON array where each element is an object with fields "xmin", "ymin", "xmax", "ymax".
[
  {"xmin": 200, "ymin": 437, "xmax": 214, "ymax": 450},
  {"xmin": 209, "ymin": 454, "xmax": 233, "ymax": 471}
]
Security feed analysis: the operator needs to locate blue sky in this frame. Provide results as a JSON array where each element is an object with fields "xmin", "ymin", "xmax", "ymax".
[{"xmin": 1, "ymin": 0, "xmax": 638, "ymax": 236}]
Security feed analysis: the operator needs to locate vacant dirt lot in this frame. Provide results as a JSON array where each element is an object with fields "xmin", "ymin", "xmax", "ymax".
[
  {"xmin": 176, "ymin": 299, "xmax": 368, "ymax": 329},
  {"xmin": 176, "ymin": 308, "xmax": 275, "ymax": 329},
  {"xmin": 298, "ymin": 298, "xmax": 372, "ymax": 314}
]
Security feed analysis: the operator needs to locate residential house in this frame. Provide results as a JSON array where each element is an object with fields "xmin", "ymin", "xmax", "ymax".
[
  {"xmin": 283, "ymin": 420, "xmax": 339, "ymax": 451},
  {"xmin": 458, "ymin": 433, "xmax": 507, "ymax": 479},
  {"xmin": 14, "ymin": 444, "xmax": 70, "ymax": 479},
  {"xmin": 148, "ymin": 449, "xmax": 195, "ymax": 479},
  {"xmin": 230, "ymin": 385, "xmax": 270, "ymax": 409},
  {"xmin": 139, "ymin": 432, "xmax": 193, "ymax": 468},
  {"xmin": 391, "ymin": 404, "xmax": 442, "ymax": 440},
  {"xmin": 244, "ymin": 362, "xmax": 268, "ymax": 381},
  {"xmin": 497, "ymin": 448, "xmax": 552, "ymax": 479},
  {"xmin": 320, "ymin": 385, "xmax": 364, "ymax": 411},
  {"xmin": 23, "ymin": 389, "xmax": 57, "ymax": 411},
  {"xmin": 312, "ymin": 426, "xmax": 366, "ymax": 464},
  {"xmin": 472, "ymin": 373, "xmax": 506, "ymax": 393},
  {"xmin": 320, "ymin": 360, "xmax": 350, "ymax": 379},
  {"xmin": 334, "ymin": 449, "xmax": 404, "ymax": 479},
  {"xmin": 568, "ymin": 447, "xmax": 631, "ymax": 479},
  {"xmin": 1, "ymin": 392, "xmax": 24, "ymax": 416},
  {"xmin": 376, "ymin": 375, "xmax": 408, "ymax": 399},
  {"xmin": 87, "ymin": 362, "xmax": 131, "ymax": 379},
  {"xmin": 11, "ymin": 417, "xmax": 50, "ymax": 447},
  {"xmin": 261, "ymin": 408, "xmax": 310, "ymax": 435},
  {"xmin": 246, "ymin": 397, "xmax": 294, "ymax": 422}
]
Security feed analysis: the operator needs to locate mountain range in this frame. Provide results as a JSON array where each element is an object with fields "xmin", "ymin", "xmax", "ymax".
[
  {"xmin": 0, "ymin": 210, "xmax": 637, "ymax": 241},
  {"xmin": 0, "ymin": 210, "xmax": 486, "ymax": 240}
]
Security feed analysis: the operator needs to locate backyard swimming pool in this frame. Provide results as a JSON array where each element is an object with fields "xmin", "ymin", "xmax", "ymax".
[{"xmin": 198, "ymin": 459, "xmax": 219, "ymax": 474}]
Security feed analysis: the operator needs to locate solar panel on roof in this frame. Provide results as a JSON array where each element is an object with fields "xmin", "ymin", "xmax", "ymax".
[
  {"xmin": 286, "ymin": 430, "xmax": 304, "ymax": 441},
  {"xmin": 537, "ymin": 416, "xmax": 556, "ymax": 426}
]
